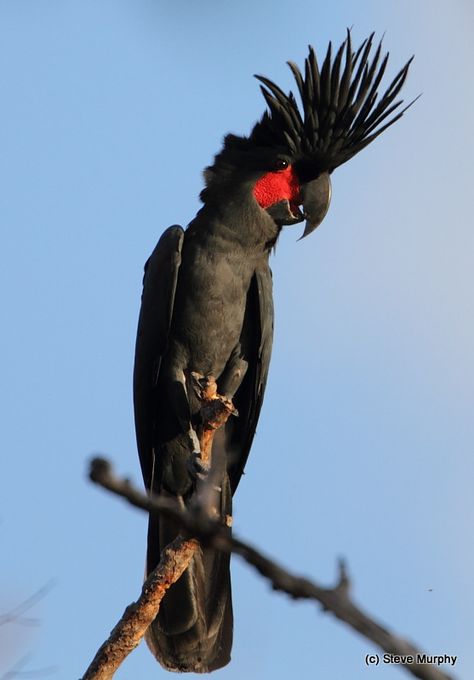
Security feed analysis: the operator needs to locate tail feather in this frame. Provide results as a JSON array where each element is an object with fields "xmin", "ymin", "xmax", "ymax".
[{"xmin": 145, "ymin": 476, "xmax": 233, "ymax": 672}]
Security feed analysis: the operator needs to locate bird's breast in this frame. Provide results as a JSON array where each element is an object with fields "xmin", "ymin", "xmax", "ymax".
[{"xmin": 169, "ymin": 241, "xmax": 261, "ymax": 377}]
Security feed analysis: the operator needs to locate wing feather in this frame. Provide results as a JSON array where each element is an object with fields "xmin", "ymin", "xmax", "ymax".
[
  {"xmin": 133, "ymin": 225, "xmax": 184, "ymax": 490},
  {"xmin": 228, "ymin": 264, "xmax": 274, "ymax": 492}
]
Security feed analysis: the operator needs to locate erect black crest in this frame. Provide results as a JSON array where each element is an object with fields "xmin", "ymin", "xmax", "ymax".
[{"xmin": 251, "ymin": 31, "xmax": 416, "ymax": 171}]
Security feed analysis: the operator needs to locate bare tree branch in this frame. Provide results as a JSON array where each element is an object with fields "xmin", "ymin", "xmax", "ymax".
[
  {"xmin": 81, "ymin": 536, "xmax": 199, "ymax": 680},
  {"xmin": 82, "ymin": 378, "xmax": 236, "ymax": 680},
  {"xmin": 86, "ymin": 457, "xmax": 457, "ymax": 680}
]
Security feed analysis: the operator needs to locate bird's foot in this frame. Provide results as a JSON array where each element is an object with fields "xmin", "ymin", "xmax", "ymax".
[
  {"xmin": 190, "ymin": 372, "xmax": 239, "ymax": 419},
  {"xmin": 187, "ymin": 450, "xmax": 210, "ymax": 482},
  {"xmin": 185, "ymin": 427, "xmax": 209, "ymax": 482},
  {"xmin": 190, "ymin": 372, "xmax": 218, "ymax": 401}
]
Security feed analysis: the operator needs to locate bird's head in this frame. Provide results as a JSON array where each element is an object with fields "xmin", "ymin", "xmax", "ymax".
[{"xmin": 201, "ymin": 32, "xmax": 416, "ymax": 239}]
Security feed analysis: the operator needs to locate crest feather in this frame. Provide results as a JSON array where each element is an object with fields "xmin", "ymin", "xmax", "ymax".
[{"xmin": 251, "ymin": 31, "xmax": 417, "ymax": 170}]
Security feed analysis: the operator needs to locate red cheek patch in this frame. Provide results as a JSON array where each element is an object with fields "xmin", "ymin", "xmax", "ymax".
[{"xmin": 253, "ymin": 166, "xmax": 301, "ymax": 209}]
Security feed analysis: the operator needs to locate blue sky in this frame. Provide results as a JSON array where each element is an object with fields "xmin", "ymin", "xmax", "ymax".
[{"xmin": 0, "ymin": 1, "xmax": 472, "ymax": 678}]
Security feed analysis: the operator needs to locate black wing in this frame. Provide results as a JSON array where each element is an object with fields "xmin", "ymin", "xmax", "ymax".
[
  {"xmin": 133, "ymin": 225, "xmax": 184, "ymax": 490},
  {"xmin": 227, "ymin": 263, "xmax": 274, "ymax": 493}
]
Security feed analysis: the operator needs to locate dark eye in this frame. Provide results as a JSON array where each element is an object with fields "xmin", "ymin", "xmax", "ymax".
[{"xmin": 274, "ymin": 158, "xmax": 289, "ymax": 171}]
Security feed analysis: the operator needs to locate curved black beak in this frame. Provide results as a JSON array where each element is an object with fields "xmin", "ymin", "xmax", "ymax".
[{"xmin": 299, "ymin": 172, "xmax": 332, "ymax": 239}]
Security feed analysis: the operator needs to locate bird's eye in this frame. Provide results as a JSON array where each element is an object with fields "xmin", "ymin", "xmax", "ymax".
[{"xmin": 274, "ymin": 158, "xmax": 289, "ymax": 171}]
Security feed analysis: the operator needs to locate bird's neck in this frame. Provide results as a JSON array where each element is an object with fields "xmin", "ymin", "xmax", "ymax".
[{"xmin": 192, "ymin": 185, "xmax": 281, "ymax": 252}]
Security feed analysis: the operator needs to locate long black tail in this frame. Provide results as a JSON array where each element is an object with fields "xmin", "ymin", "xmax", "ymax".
[{"xmin": 145, "ymin": 477, "xmax": 233, "ymax": 673}]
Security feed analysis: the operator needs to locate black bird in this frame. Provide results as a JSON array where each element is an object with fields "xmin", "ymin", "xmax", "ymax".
[{"xmin": 134, "ymin": 32, "xmax": 414, "ymax": 673}]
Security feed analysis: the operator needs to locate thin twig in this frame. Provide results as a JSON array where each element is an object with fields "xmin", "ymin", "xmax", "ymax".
[
  {"xmin": 87, "ymin": 457, "xmax": 457, "ymax": 680},
  {"xmin": 0, "ymin": 582, "xmax": 56, "ymax": 628},
  {"xmin": 0, "ymin": 653, "xmax": 57, "ymax": 679}
]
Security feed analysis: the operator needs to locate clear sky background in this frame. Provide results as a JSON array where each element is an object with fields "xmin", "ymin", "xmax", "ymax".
[{"xmin": 0, "ymin": 1, "xmax": 472, "ymax": 679}]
